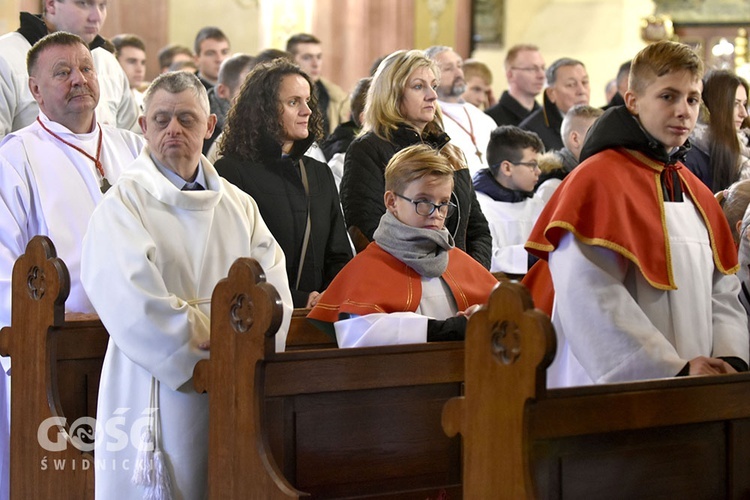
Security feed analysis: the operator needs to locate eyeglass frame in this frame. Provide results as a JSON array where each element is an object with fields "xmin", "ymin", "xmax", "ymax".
[
  {"xmin": 490, "ymin": 160, "xmax": 541, "ymax": 171},
  {"xmin": 394, "ymin": 193, "xmax": 457, "ymax": 218},
  {"xmin": 510, "ymin": 66, "xmax": 546, "ymax": 74}
]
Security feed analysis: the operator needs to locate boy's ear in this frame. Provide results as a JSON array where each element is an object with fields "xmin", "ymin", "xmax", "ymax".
[
  {"xmin": 624, "ymin": 89, "xmax": 639, "ymax": 115},
  {"xmin": 384, "ymin": 190, "xmax": 397, "ymax": 212},
  {"xmin": 499, "ymin": 160, "xmax": 514, "ymax": 177}
]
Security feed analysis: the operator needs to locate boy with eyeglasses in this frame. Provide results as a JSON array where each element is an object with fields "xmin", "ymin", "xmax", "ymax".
[
  {"xmin": 473, "ymin": 125, "xmax": 545, "ymax": 275},
  {"xmin": 308, "ymin": 144, "xmax": 498, "ymax": 347}
]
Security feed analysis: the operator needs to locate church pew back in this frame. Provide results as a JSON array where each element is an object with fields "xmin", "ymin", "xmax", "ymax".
[
  {"xmin": 443, "ymin": 280, "xmax": 750, "ymax": 499},
  {"xmin": 2, "ymin": 236, "xmax": 462, "ymax": 498}
]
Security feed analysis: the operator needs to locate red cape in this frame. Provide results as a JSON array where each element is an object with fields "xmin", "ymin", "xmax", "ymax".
[
  {"xmin": 525, "ymin": 148, "xmax": 738, "ymax": 291},
  {"xmin": 308, "ymin": 242, "xmax": 498, "ymax": 323}
]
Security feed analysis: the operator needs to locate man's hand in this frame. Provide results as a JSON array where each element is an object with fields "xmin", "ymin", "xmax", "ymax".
[{"xmin": 688, "ymin": 356, "xmax": 737, "ymax": 376}]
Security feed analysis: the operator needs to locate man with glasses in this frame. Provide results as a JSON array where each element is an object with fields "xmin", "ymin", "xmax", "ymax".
[
  {"xmin": 308, "ymin": 144, "xmax": 498, "ymax": 347},
  {"xmin": 486, "ymin": 44, "xmax": 545, "ymax": 127},
  {"xmin": 473, "ymin": 126, "xmax": 545, "ymax": 275}
]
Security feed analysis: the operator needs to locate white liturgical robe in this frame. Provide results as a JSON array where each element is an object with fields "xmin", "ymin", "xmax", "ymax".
[
  {"xmin": 81, "ymin": 148, "xmax": 292, "ymax": 499},
  {"xmin": 438, "ymin": 101, "xmax": 496, "ymax": 177},
  {"xmin": 0, "ymin": 31, "xmax": 140, "ymax": 138},
  {"xmin": 0, "ymin": 113, "xmax": 143, "ymax": 500},
  {"xmin": 547, "ymin": 199, "xmax": 749, "ymax": 387},
  {"xmin": 475, "ymin": 191, "xmax": 545, "ymax": 274}
]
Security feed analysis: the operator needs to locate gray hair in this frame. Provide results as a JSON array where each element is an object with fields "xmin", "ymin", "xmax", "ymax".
[
  {"xmin": 546, "ymin": 57, "xmax": 585, "ymax": 86},
  {"xmin": 423, "ymin": 45, "xmax": 453, "ymax": 61},
  {"xmin": 143, "ymin": 71, "xmax": 210, "ymax": 115}
]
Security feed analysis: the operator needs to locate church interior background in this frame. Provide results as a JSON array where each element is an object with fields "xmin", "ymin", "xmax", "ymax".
[{"xmin": 1, "ymin": 0, "xmax": 749, "ymax": 107}]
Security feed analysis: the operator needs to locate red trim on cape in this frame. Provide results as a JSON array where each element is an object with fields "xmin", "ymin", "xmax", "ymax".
[
  {"xmin": 308, "ymin": 242, "xmax": 498, "ymax": 323},
  {"xmin": 525, "ymin": 148, "xmax": 738, "ymax": 290}
]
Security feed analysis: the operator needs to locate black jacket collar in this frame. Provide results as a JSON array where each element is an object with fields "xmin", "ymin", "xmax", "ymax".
[
  {"xmin": 579, "ymin": 105, "xmax": 691, "ymax": 165},
  {"xmin": 472, "ymin": 168, "xmax": 533, "ymax": 202},
  {"xmin": 18, "ymin": 12, "xmax": 106, "ymax": 50}
]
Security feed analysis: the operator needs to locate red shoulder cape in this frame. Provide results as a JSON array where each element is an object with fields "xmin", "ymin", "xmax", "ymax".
[
  {"xmin": 525, "ymin": 148, "xmax": 738, "ymax": 290},
  {"xmin": 308, "ymin": 242, "xmax": 498, "ymax": 323}
]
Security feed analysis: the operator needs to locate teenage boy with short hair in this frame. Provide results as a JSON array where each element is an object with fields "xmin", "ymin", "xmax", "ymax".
[
  {"xmin": 526, "ymin": 40, "xmax": 749, "ymax": 387},
  {"xmin": 473, "ymin": 126, "xmax": 545, "ymax": 274}
]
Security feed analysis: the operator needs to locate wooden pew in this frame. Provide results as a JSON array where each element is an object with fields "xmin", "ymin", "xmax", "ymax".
[
  {"xmin": 194, "ymin": 258, "xmax": 464, "ymax": 498},
  {"xmin": 443, "ymin": 280, "xmax": 750, "ymax": 499},
  {"xmin": 2, "ymin": 236, "xmax": 462, "ymax": 498}
]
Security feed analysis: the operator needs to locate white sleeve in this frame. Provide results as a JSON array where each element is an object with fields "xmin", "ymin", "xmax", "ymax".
[
  {"xmin": 81, "ymin": 194, "xmax": 210, "ymax": 391},
  {"xmin": 334, "ymin": 312, "xmax": 428, "ymax": 348},
  {"xmin": 328, "ymin": 152, "xmax": 344, "ymax": 192},
  {"xmin": 549, "ymin": 232, "xmax": 687, "ymax": 382},
  {"xmin": 710, "ymin": 270, "xmax": 749, "ymax": 362},
  {"xmin": 0, "ymin": 156, "xmax": 33, "ymax": 373}
]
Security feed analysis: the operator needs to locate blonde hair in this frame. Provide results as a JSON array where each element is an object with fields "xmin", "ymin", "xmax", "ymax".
[
  {"xmin": 364, "ymin": 49, "xmax": 445, "ymax": 141},
  {"xmin": 463, "ymin": 59, "xmax": 493, "ymax": 85},
  {"xmin": 629, "ymin": 41, "xmax": 703, "ymax": 95},
  {"xmin": 385, "ymin": 144, "xmax": 455, "ymax": 194},
  {"xmin": 717, "ymin": 178, "xmax": 750, "ymax": 244}
]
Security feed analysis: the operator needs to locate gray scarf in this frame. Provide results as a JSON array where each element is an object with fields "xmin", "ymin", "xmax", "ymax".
[{"xmin": 373, "ymin": 210, "xmax": 455, "ymax": 278}]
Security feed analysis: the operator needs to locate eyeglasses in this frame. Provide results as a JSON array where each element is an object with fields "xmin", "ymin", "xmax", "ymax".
[
  {"xmin": 510, "ymin": 66, "xmax": 546, "ymax": 74},
  {"xmin": 511, "ymin": 161, "xmax": 540, "ymax": 170},
  {"xmin": 395, "ymin": 193, "xmax": 457, "ymax": 218}
]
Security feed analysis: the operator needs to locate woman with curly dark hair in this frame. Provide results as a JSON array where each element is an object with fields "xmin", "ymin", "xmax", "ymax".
[{"xmin": 215, "ymin": 58, "xmax": 352, "ymax": 308}]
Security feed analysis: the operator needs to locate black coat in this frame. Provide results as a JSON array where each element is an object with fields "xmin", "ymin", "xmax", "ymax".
[
  {"xmin": 485, "ymin": 91, "xmax": 540, "ymax": 127},
  {"xmin": 340, "ymin": 124, "xmax": 492, "ymax": 269},
  {"xmin": 519, "ymin": 92, "xmax": 564, "ymax": 152},
  {"xmin": 215, "ymin": 136, "xmax": 353, "ymax": 307}
]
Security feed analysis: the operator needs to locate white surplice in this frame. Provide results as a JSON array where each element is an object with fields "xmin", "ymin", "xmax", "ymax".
[
  {"xmin": 0, "ymin": 113, "xmax": 143, "ymax": 500},
  {"xmin": 0, "ymin": 32, "xmax": 141, "ymax": 138},
  {"xmin": 547, "ymin": 199, "xmax": 749, "ymax": 388},
  {"xmin": 438, "ymin": 101, "xmax": 497, "ymax": 177},
  {"xmin": 81, "ymin": 148, "xmax": 292, "ymax": 500},
  {"xmin": 475, "ymin": 191, "xmax": 545, "ymax": 274}
]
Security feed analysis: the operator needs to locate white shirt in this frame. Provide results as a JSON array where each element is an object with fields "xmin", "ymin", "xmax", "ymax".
[
  {"xmin": 82, "ymin": 148, "xmax": 292, "ymax": 499},
  {"xmin": 0, "ymin": 31, "xmax": 140, "ymax": 138},
  {"xmin": 547, "ymin": 199, "xmax": 749, "ymax": 387},
  {"xmin": 438, "ymin": 100, "xmax": 497, "ymax": 177}
]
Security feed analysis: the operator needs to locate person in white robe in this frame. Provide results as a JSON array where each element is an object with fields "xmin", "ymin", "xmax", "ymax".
[
  {"xmin": 473, "ymin": 126, "xmax": 546, "ymax": 274},
  {"xmin": 81, "ymin": 71, "xmax": 292, "ymax": 500},
  {"xmin": 425, "ymin": 46, "xmax": 497, "ymax": 177},
  {"xmin": 0, "ymin": 32, "xmax": 144, "ymax": 500},
  {"xmin": 0, "ymin": 6, "xmax": 140, "ymax": 139},
  {"xmin": 525, "ymin": 41, "xmax": 749, "ymax": 388}
]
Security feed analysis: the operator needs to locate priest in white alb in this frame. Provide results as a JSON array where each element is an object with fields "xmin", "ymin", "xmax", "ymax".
[
  {"xmin": 424, "ymin": 46, "xmax": 498, "ymax": 177},
  {"xmin": 0, "ymin": 32, "xmax": 144, "ymax": 500},
  {"xmin": 81, "ymin": 71, "xmax": 292, "ymax": 499}
]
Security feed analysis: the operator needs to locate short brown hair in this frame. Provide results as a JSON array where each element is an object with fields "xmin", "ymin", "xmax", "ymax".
[
  {"xmin": 504, "ymin": 44, "xmax": 539, "ymax": 71},
  {"xmin": 463, "ymin": 59, "xmax": 492, "ymax": 85},
  {"xmin": 111, "ymin": 34, "xmax": 146, "ymax": 57},
  {"xmin": 286, "ymin": 33, "xmax": 321, "ymax": 54},
  {"xmin": 385, "ymin": 144, "xmax": 455, "ymax": 194},
  {"xmin": 629, "ymin": 40, "xmax": 703, "ymax": 95},
  {"xmin": 27, "ymin": 31, "xmax": 88, "ymax": 76}
]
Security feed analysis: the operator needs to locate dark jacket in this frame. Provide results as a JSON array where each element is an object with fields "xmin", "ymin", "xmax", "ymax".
[
  {"xmin": 320, "ymin": 120, "xmax": 359, "ymax": 161},
  {"xmin": 485, "ymin": 90, "xmax": 540, "ymax": 127},
  {"xmin": 519, "ymin": 92, "xmax": 564, "ymax": 151},
  {"xmin": 215, "ymin": 135, "xmax": 353, "ymax": 307},
  {"xmin": 340, "ymin": 124, "xmax": 492, "ymax": 269}
]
